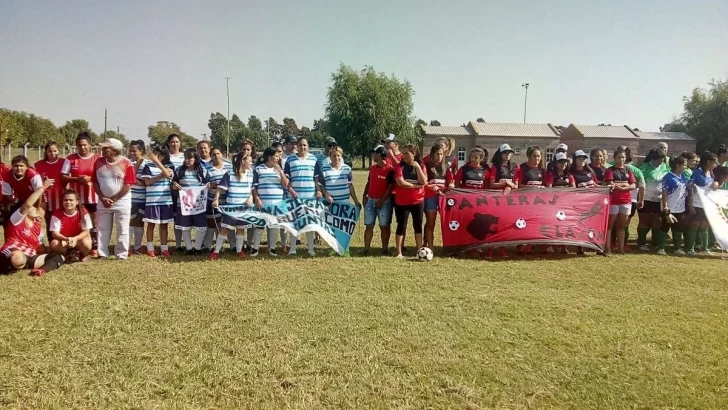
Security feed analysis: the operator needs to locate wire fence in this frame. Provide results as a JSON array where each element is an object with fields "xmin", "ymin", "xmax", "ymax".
[{"xmin": 2, "ymin": 145, "xmax": 103, "ymax": 162}]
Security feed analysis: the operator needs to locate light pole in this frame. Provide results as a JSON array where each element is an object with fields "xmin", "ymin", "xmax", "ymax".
[
  {"xmin": 521, "ymin": 83, "xmax": 529, "ymax": 123},
  {"xmin": 225, "ymin": 76, "xmax": 231, "ymax": 157}
]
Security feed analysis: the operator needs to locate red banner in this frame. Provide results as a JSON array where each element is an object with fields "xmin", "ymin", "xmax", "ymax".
[{"xmin": 438, "ymin": 188, "xmax": 610, "ymax": 252}]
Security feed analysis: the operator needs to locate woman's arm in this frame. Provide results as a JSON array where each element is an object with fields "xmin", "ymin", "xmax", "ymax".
[
  {"xmin": 413, "ymin": 162, "xmax": 427, "ymax": 185},
  {"xmin": 661, "ymin": 188, "xmax": 669, "ymax": 210},
  {"xmin": 21, "ymin": 179, "xmax": 52, "ymax": 214}
]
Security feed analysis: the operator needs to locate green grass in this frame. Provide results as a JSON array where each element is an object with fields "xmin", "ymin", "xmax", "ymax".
[{"xmin": 1, "ymin": 171, "xmax": 727, "ymax": 409}]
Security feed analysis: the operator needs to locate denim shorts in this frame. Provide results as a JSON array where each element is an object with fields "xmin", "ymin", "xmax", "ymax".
[
  {"xmin": 424, "ymin": 196, "xmax": 439, "ymax": 211},
  {"xmin": 364, "ymin": 198, "xmax": 393, "ymax": 227}
]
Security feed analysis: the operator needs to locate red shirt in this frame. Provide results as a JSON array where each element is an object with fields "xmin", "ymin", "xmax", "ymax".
[
  {"xmin": 63, "ymin": 153, "xmax": 100, "ymax": 204},
  {"xmin": 1, "ymin": 168, "xmax": 43, "ymax": 204},
  {"xmin": 603, "ymin": 166, "xmax": 636, "ymax": 205},
  {"xmin": 366, "ymin": 163, "xmax": 394, "ymax": 199},
  {"xmin": 50, "ymin": 208, "xmax": 93, "ymax": 238},
  {"xmin": 386, "ymin": 152, "xmax": 403, "ymax": 196},
  {"xmin": 394, "ymin": 163, "xmax": 424, "ymax": 205},
  {"xmin": 34, "ymin": 159, "xmax": 67, "ymax": 211},
  {"xmin": 422, "ymin": 154, "xmax": 458, "ymax": 173},
  {"xmin": 1, "ymin": 209, "xmax": 43, "ymax": 257},
  {"xmin": 424, "ymin": 161, "xmax": 454, "ymax": 198}
]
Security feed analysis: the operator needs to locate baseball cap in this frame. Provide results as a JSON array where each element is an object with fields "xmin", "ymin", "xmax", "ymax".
[
  {"xmin": 325, "ymin": 136, "xmax": 338, "ymax": 146},
  {"xmin": 284, "ymin": 136, "xmax": 297, "ymax": 145},
  {"xmin": 556, "ymin": 143, "xmax": 568, "ymax": 151},
  {"xmin": 499, "ymin": 143, "xmax": 513, "ymax": 153},
  {"xmin": 381, "ymin": 133, "xmax": 397, "ymax": 143},
  {"xmin": 555, "ymin": 152, "xmax": 568, "ymax": 161},
  {"xmin": 372, "ymin": 145, "xmax": 387, "ymax": 156},
  {"xmin": 573, "ymin": 150, "xmax": 587, "ymax": 158},
  {"xmin": 99, "ymin": 138, "xmax": 124, "ymax": 151}
]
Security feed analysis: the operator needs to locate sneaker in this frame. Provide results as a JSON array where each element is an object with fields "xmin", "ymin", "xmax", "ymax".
[
  {"xmin": 160, "ymin": 250, "xmax": 171, "ymax": 258},
  {"xmin": 269, "ymin": 249, "xmax": 279, "ymax": 257},
  {"xmin": 704, "ymin": 250, "xmax": 715, "ymax": 256},
  {"xmin": 674, "ymin": 249, "xmax": 686, "ymax": 256},
  {"xmin": 602, "ymin": 250, "xmax": 612, "ymax": 257},
  {"xmin": 288, "ymin": 248, "xmax": 297, "ymax": 256},
  {"xmin": 209, "ymin": 252, "xmax": 219, "ymax": 261},
  {"xmin": 380, "ymin": 248, "xmax": 390, "ymax": 256},
  {"xmin": 639, "ymin": 245, "xmax": 651, "ymax": 252},
  {"xmin": 200, "ymin": 246, "xmax": 210, "ymax": 253},
  {"xmin": 308, "ymin": 251, "xmax": 316, "ymax": 257},
  {"xmin": 237, "ymin": 251, "xmax": 246, "ymax": 258},
  {"xmin": 128, "ymin": 249, "xmax": 135, "ymax": 257},
  {"xmin": 656, "ymin": 249, "xmax": 667, "ymax": 256},
  {"xmin": 192, "ymin": 249, "xmax": 201, "ymax": 256},
  {"xmin": 250, "ymin": 248, "xmax": 260, "ymax": 257},
  {"xmin": 687, "ymin": 249, "xmax": 697, "ymax": 256},
  {"xmin": 29, "ymin": 268, "xmax": 45, "ymax": 277},
  {"xmin": 185, "ymin": 250, "xmax": 194, "ymax": 256},
  {"xmin": 176, "ymin": 246, "xmax": 185, "ymax": 253}
]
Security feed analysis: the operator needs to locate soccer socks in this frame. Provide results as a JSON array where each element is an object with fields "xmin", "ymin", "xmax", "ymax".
[
  {"xmin": 147, "ymin": 242, "xmax": 155, "ymax": 252},
  {"xmin": 182, "ymin": 231, "xmax": 192, "ymax": 250},
  {"xmin": 194, "ymin": 230, "xmax": 205, "ymax": 250},
  {"xmin": 672, "ymin": 229, "xmax": 683, "ymax": 251},
  {"xmin": 91, "ymin": 228, "xmax": 98, "ymax": 250},
  {"xmin": 214, "ymin": 234, "xmax": 226, "ymax": 253},
  {"xmin": 708, "ymin": 230, "xmax": 716, "ymax": 249},
  {"xmin": 267, "ymin": 228, "xmax": 278, "ymax": 250},
  {"xmin": 697, "ymin": 228, "xmax": 709, "ymax": 252},
  {"xmin": 685, "ymin": 229, "xmax": 697, "ymax": 252},
  {"xmin": 655, "ymin": 230, "xmax": 667, "ymax": 251},
  {"xmin": 637, "ymin": 227, "xmax": 650, "ymax": 246},
  {"xmin": 132, "ymin": 226, "xmax": 144, "ymax": 250},
  {"xmin": 175, "ymin": 228, "xmax": 183, "ymax": 248},
  {"xmin": 253, "ymin": 229, "xmax": 263, "ymax": 250},
  {"xmin": 624, "ymin": 227, "xmax": 630, "ymax": 242},
  {"xmin": 41, "ymin": 253, "xmax": 64, "ymax": 272},
  {"xmin": 306, "ymin": 231, "xmax": 315, "ymax": 254},
  {"xmin": 235, "ymin": 234, "xmax": 244, "ymax": 252}
]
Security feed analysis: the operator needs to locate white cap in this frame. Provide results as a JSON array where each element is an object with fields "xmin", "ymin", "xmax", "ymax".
[
  {"xmin": 555, "ymin": 152, "xmax": 568, "ymax": 161},
  {"xmin": 99, "ymin": 138, "xmax": 124, "ymax": 151},
  {"xmin": 499, "ymin": 143, "xmax": 513, "ymax": 152},
  {"xmin": 556, "ymin": 143, "xmax": 568, "ymax": 151},
  {"xmin": 573, "ymin": 150, "xmax": 587, "ymax": 158},
  {"xmin": 381, "ymin": 133, "xmax": 397, "ymax": 143}
]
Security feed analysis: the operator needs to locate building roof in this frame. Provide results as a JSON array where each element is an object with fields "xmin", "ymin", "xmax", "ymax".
[
  {"xmin": 420, "ymin": 125, "xmax": 471, "ymax": 136},
  {"xmin": 571, "ymin": 124, "xmax": 637, "ymax": 139},
  {"xmin": 470, "ymin": 122, "xmax": 559, "ymax": 138},
  {"xmin": 634, "ymin": 131, "xmax": 695, "ymax": 141}
]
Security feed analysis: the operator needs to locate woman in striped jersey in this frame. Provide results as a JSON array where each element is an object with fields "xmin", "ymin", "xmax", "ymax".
[
  {"xmin": 172, "ymin": 149, "xmax": 210, "ymax": 256},
  {"xmin": 251, "ymin": 147, "xmax": 289, "ymax": 257},
  {"xmin": 128, "ymin": 140, "xmax": 148, "ymax": 255},
  {"xmin": 34, "ymin": 141, "xmax": 66, "ymax": 241},
  {"xmin": 210, "ymin": 152, "xmax": 255, "ymax": 259},
  {"xmin": 422, "ymin": 144, "xmax": 454, "ymax": 249},
  {"xmin": 319, "ymin": 147, "xmax": 360, "ymax": 206},
  {"xmin": 240, "ymin": 140, "xmax": 258, "ymax": 250},
  {"xmin": 142, "ymin": 147, "xmax": 175, "ymax": 258},
  {"xmin": 283, "ymin": 136, "xmax": 321, "ymax": 256},
  {"xmin": 166, "ymin": 134, "xmax": 185, "ymax": 251},
  {"xmin": 203, "ymin": 148, "xmax": 234, "ymax": 251}
]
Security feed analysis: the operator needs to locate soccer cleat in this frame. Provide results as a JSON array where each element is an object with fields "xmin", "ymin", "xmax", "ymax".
[
  {"xmin": 29, "ymin": 268, "xmax": 45, "ymax": 277},
  {"xmin": 704, "ymin": 250, "xmax": 715, "ymax": 256},
  {"xmin": 160, "ymin": 250, "xmax": 171, "ymax": 258},
  {"xmin": 687, "ymin": 249, "xmax": 697, "ymax": 256},
  {"xmin": 362, "ymin": 249, "xmax": 370, "ymax": 257},
  {"xmin": 288, "ymin": 248, "xmax": 297, "ymax": 256},
  {"xmin": 639, "ymin": 245, "xmax": 651, "ymax": 252},
  {"xmin": 209, "ymin": 252, "xmax": 219, "ymax": 261},
  {"xmin": 147, "ymin": 250, "xmax": 157, "ymax": 258},
  {"xmin": 674, "ymin": 249, "xmax": 686, "ymax": 256},
  {"xmin": 250, "ymin": 248, "xmax": 260, "ymax": 257},
  {"xmin": 269, "ymin": 249, "xmax": 279, "ymax": 257},
  {"xmin": 380, "ymin": 248, "xmax": 390, "ymax": 256},
  {"xmin": 237, "ymin": 251, "xmax": 246, "ymax": 258},
  {"xmin": 308, "ymin": 251, "xmax": 316, "ymax": 257},
  {"xmin": 656, "ymin": 249, "xmax": 667, "ymax": 256},
  {"xmin": 140, "ymin": 245, "xmax": 148, "ymax": 254},
  {"xmin": 128, "ymin": 249, "xmax": 135, "ymax": 257}
]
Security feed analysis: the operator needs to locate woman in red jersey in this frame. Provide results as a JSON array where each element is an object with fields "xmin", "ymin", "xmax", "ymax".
[
  {"xmin": 35, "ymin": 141, "xmax": 67, "ymax": 240},
  {"xmin": 603, "ymin": 149, "xmax": 637, "ymax": 255},
  {"xmin": 544, "ymin": 152, "xmax": 576, "ymax": 254},
  {"xmin": 394, "ymin": 144, "xmax": 426, "ymax": 258},
  {"xmin": 61, "ymin": 132, "xmax": 100, "ymax": 255},
  {"xmin": 455, "ymin": 147, "xmax": 489, "ymax": 190},
  {"xmin": 2, "ymin": 155, "xmax": 43, "ymax": 207},
  {"xmin": 589, "ymin": 148, "xmax": 607, "ymax": 184},
  {"xmin": 0, "ymin": 178, "xmax": 64, "ymax": 276},
  {"xmin": 423, "ymin": 143, "xmax": 454, "ymax": 249},
  {"xmin": 49, "ymin": 189, "xmax": 93, "ymax": 260},
  {"xmin": 361, "ymin": 145, "xmax": 395, "ymax": 256},
  {"xmin": 515, "ymin": 146, "xmax": 545, "ymax": 255},
  {"xmin": 488, "ymin": 144, "xmax": 519, "ymax": 258},
  {"xmin": 570, "ymin": 150, "xmax": 600, "ymax": 255}
]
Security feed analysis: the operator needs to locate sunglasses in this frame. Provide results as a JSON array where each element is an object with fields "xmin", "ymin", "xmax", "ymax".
[{"xmin": 327, "ymin": 143, "xmax": 338, "ymax": 148}]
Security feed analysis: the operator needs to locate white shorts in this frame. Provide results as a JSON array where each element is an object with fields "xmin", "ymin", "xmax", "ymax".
[{"xmin": 609, "ymin": 204, "xmax": 632, "ymax": 215}]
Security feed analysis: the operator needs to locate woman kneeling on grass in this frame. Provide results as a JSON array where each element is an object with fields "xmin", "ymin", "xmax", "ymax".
[
  {"xmin": 210, "ymin": 152, "xmax": 254, "ymax": 259},
  {"xmin": 172, "ymin": 149, "xmax": 210, "ymax": 256},
  {"xmin": 251, "ymin": 147, "xmax": 289, "ymax": 257},
  {"xmin": 49, "ymin": 189, "xmax": 93, "ymax": 261},
  {"xmin": 0, "ymin": 178, "xmax": 65, "ymax": 276},
  {"xmin": 423, "ymin": 143, "xmax": 454, "ymax": 249},
  {"xmin": 142, "ymin": 147, "xmax": 175, "ymax": 258},
  {"xmin": 603, "ymin": 149, "xmax": 636, "ymax": 256},
  {"xmin": 394, "ymin": 144, "xmax": 426, "ymax": 258}
]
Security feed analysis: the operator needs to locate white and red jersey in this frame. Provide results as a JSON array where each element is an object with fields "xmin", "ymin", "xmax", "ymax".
[
  {"xmin": 92, "ymin": 156, "xmax": 136, "ymax": 207},
  {"xmin": 49, "ymin": 208, "xmax": 93, "ymax": 238},
  {"xmin": 34, "ymin": 159, "xmax": 67, "ymax": 211},
  {"xmin": 62, "ymin": 153, "xmax": 99, "ymax": 204},
  {"xmin": 1, "ymin": 168, "xmax": 43, "ymax": 204},
  {"xmin": 1, "ymin": 209, "xmax": 43, "ymax": 257}
]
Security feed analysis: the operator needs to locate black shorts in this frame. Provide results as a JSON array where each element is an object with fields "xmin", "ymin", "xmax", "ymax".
[
  {"xmin": 692, "ymin": 207, "xmax": 708, "ymax": 222},
  {"xmin": 638, "ymin": 200, "xmax": 661, "ymax": 215},
  {"xmin": 629, "ymin": 202, "xmax": 637, "ymax": 218},
  {"xmin": 83, "ymin": 203, "xmax": 97, "ymax": 213},
  {"xmin": 0, "ymin": 252, "xmax": 37, "ymax": 275}
]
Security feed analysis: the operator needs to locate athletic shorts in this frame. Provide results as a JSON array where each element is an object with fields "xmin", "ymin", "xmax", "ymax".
[
  {"xmin": 630, "ymin": 201, "xmax": 637, "ymax": 217},
  {"xmin": 206, "ymin": 200, "xmax": 221, "ymax": 219},
  {"xmin": 364, "ymin": 198, "xmax": 393, "ymax": 227},
  {"xmin": 638, "ymin": 200, "xmax": 661, "ymax": 215},
  {"xmin": 83, "ymin": 203, "xmax": 97, "ymax": 213},
  {"xmin": 424, "ymin": 196, "xmax": 439, "ymax": 211},
  {"xmin": 220, "ymin": 214, "xmax": 252, "ymax": 230},
  {"xmin": 131, "ymin": 203, "xmax": 145, "ymax": 218},
  {"xmin": 143, "ymin": 204, "xmax": 174, "ymax": 224},
  {"xmin": 692, "ymin": 207, "xmax": 708, "ymax": 222},
  {"xmin": 610, "ymin": 203, "xmax": 632, "ymax": 215},
  {"xmin": 175, "ymin": 208, "xmax": 207, "ymax": 231}
]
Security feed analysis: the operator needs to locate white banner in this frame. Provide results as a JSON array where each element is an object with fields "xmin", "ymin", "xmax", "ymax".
[
  {"xmin": 179, "ymin": 186, "xmax": 208, "ymax": 216},
  {"xmin": 695, "ymin": 187, "xmax": 728, "ymax": 250}
]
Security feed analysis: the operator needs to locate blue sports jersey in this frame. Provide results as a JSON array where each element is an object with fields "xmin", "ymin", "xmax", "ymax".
[
  {"xmin": 169, "ymin": 152, "xmax": 185, "ymax": 170},
  {"xmin": 176, "ymin": 167, "xmax": 210, "ymax": 188},
  {"xmin": 690, "ymin": 168, "xmax": 714, "ymax": 208},
  {"xmin": 253, "ymin": 164, "xmax": 285, "ymax": 205},
  {"xmin": 662, "ymin": 172, "xmax": 687, "ymax": 213},
  {"xmin": 207, "ymin": 160, "xmax": 234, "ymax": 201},
  {"xmin": 131, "ymin": 159, "xmax": 149, "ymax": 204},
  {"xmin": 284, "ymin": 154, "xmax": 320, "ymax": 199},
  {"xmin": 319, "ymin": 163, "xmax": 353, "ymax": 203},
  {"xmin": 142, "ymin": 162, "xmax": 175, "ymax": 206},
  {"xmin": 218, "ymin": 170, "xmax": 254, "ymax": 205}
]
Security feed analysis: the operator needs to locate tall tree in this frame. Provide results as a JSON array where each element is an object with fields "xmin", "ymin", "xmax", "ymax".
[
  {"xmin": 98, "ymin": 130, "xmax": 129, "ymax": 147},
  {"xmin": 281, "ymin": 117, "xmax": 299, "ymax": 139},
  {"xmin": 0, "ymin": 109, "xmax": 24, "ymax": 147},
  {"xmin": 308, "ymin": 118, "xmax": 330, "ymax": 148},
  {"xmin": 59, "ymin": 119, "xmax": 99, "ymax": 145},
  {"xmin": 429, "ymin": 120, "xmax": 441, "ymax": 126},
  {"xmin": 414, "ymin": 119, "xmax": 427, "ymax": 139},
  {"xmin": 265, "ymin": 117, "xmax": 282, "ymax": 143},
  {"xmin": 662, "ymin": 79, "xmax": 728, "ymax": 153},
  {"xmin": 148, "ymin": 121, "xmax": 197, "ymax": 149},
  {"xmin": 247, "ymin": 115, "xmax": 263, "ymax": 132},
  {"xmin": 326, "ymin": 64, "xmax": 415, "ymax": 168}
]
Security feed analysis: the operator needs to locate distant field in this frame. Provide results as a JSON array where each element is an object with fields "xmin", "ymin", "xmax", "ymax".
[{"xmin": 1, "ymin": 170, "xmax": 727, "ymax": 409}]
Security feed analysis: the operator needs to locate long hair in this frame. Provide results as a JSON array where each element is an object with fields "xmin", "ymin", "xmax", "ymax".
[
  {"xmin": 616, "ymin": 145, "xmax": 633, "ymax": 163},
  {"xmin": 152, "ymin": 146, "xmax": 170, "ymax": 166},
  {"xmin": 717, "ymin": 144, "xmax": 728, "ymax": 159},
  {"xmin": 401, "ymin": 144, "xmax": 421, "ymax": 165},
  {"xmin": 129, "ymin": 140, "xmax": 146, "ymax": 156},
  {"xmin": 699, "ymin": 151, "xmax": 717, "ymax": 171},
  {"xmin": 644, "ymin": 148, "xmax": 666, "ymax": 164},
  {"xmin": 570, "ymin": 153, "xmax": 594, "ymax": 175},
  {"xmin": 165, "ymin": 134, "xmax": 180, "ymax": 150},
  {"xmin": 43, "ymin": 141, "xmax": 59, "ymax": 162},
  {"xmin": 427, "ymin": 143, "xmax": 447, "ymax": 176},
  {"xmin": 175, "ymin": 148, "xmax": 205, "ymax": 183},
  {"xmin": 258, "ymin": 147, "xmax": 278, "ymax": 166},
  {"xmin": 669, "ymin": 155, "xmax": 686, "ymax": 172},
  {"xmin": 714, "ymin": 165, "xmax": 728, "ymax": 183},
  {"xmin": 232, "ymin": 151, "xmax": 250, "ymax": 180},
  {"xmin": 526, "ymin": 146, "xmax": 544, "ymax": 169},
  {"xmin": 491, "ymin": 147, "xmax": 511, "ymax": 169},
  {"xmin": 241, "ymin": 139, "xmax": 257, "ymax": 159},
  {"xmin": 589, "ymin": 148, "xmax": 603, "ymax": 166}
]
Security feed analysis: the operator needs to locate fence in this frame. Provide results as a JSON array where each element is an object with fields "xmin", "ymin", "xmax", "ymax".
[{"xmin": 2, "ymin": 145, "xmax": 103, "ymax": 162}]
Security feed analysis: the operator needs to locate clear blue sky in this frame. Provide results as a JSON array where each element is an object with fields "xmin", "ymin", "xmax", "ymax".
[{"xmin": 1, "ymin": 0, "xmax": 726, "ymax": 140}]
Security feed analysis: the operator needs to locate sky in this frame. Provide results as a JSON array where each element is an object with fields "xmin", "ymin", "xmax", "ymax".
[{"xmin": 1, "ymin": 0, "xmax": 727, "ymax": 141}]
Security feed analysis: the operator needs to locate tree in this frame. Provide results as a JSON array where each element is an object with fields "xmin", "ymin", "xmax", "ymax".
[
  {"xmin": 429, "ymin": 120, "xmax": 441, "ymax": 126},
  {"xmin": 308, "ymin": 118, "xmax": 329, "ymax": 148},
  {"xmin": 476, "ymin": 118, "xmax": 485, "ymax": 123},
  {"xmin": 414, "ymin": 119, "xmax": 427, "ymax": 139},
  {"xmin": 326, "ymin": 64, "xmax": 416, "ymax": 168},
  {"xmin": 98, "ymin": 130, "xmax": 129, "ymax": 147},
  {"xmin": 281, "ymin": 117, "xmax": 299, "ymax": 139},
  {"xmin": 662, "ymin": 79, "xmax": 728, "ymax": 153},
  {"xmin": 59, "ymin": 119, "xmax": 99, "ymax": 145},
  {"xmin": 0, "ymin": 109, "xmax": 24, "ymax": 147},
  {"xmin": 148, "ymin": 121, "xmax": 197, "ymax": 149},
  {"xmin": 247, "ymin": 115, "xmax": 263, "ymax": 132},
  {"xmin": 265, "ymin": 117, "xmax": 282, "ymax": 143}
]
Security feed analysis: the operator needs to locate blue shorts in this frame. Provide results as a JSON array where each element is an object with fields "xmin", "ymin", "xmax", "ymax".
[
  {"xmin": 131, "ymin": 202, "xmax": 145, "ymax": 218},
  {"xmin": 143, "ymin": 205, "xmax": 174, "ymax": 224},
  {"xmin": 220, "ymin": 214, "xmax": 252, "ymax": 230},
  {"xmin": 175, "ymin": 210, "xmax": 207, "ymax": 231},
  {"xmin": 424, "ymin": 196, "xmax": 439, "ymax": 211},
  {"xmin": 364, "ymin": 198, "xmax": 393, "ymax": 227}
]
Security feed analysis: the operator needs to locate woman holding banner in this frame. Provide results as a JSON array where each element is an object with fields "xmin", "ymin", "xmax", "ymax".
[
  {"xmin": 394, "ymin": 144, "xmax": 426, "ymax": 259},
  {"xmin": 685, "ymin": 152, "xmax": 719, "ymax": 256},
  {"xmin": 543, "ymin": 152, "xmax": 576, "ymax": 254},
  {"xmin": 423, "ymin": 144, "xmax": 454, "ymax": 249},
  {"xmin": 455, "ymin": 147, "xmax": 489, "ymax": 190},
  {"xmin": 589, "ymin": 148, "xmax": 607, "ymax": 184},
  {"xmin": 203, "ymin": 148, "xmax": 234, "ymax": 251},
  {"xmin": 488, "ymin": 144, "xmax": 518, "ymax": 258},
  {"xmin": 284, "ymin": 137, "xmax": 321, "ymax": 257},
  {"xmin": 251, "ymin": 147, "xmax": 289, "ymax": 257},
  {"xmin": 319, "ymin": 147, "xmax": 360, "ymax": 207},
  {"xmin": 603, "ymin": 149, "xmax": 637, "ymax": 256},
  {"xmin": 172, "ymin": 149, "xmax": 210, "ymax": 256},
  {"xmin": 514, "ymin": 146, "xmax": 545, "ymax": 255},
  {"xmin": 210, "ymin": 152, "xmax": 254, "ymax": 259}
]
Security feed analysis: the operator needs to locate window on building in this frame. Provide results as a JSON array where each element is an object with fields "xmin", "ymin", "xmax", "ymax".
[
  {"xmin": 513, "ymin": 148, "xmax": 521, "ymax": 155},
  {"xmin": 546, "ymin": 148, "xmax": 555, "ymax": 163},
  {"xmin": 457, "ymin": 147, "xmax": 467, "ymax": 163}
]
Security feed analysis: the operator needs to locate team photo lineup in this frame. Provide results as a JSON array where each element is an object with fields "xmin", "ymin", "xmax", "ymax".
[{"xmin": 1, "ymin": 129, "xmax": 727, "ymax": 277}]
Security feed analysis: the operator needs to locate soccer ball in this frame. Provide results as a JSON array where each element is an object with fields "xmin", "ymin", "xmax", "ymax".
[
  {"xmin": 446, "ymin": 198, "xmax": 456, "ymax": 207},
  {"xmin": 588, "ymin": 229, "xmax": 595, "ymax": 239},
  {"xmin": 417, "ymin": 247, "xmax": 434, "ymax": 261},
  {"xmin": 555, "ymin": 211, "xmax": 567, "ymax": 221},
  {"xmin": 515, "ymin": 218, "xmax": 527, "ymax": 229},
  {"xmin": 449, "ymin": 221, "xmax": 460, "ymax": 231}
]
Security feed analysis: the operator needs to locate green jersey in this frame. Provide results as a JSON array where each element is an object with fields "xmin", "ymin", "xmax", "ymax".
[
  {"xmin": 722, "ymin": 161, "xmax": 728, "ymax": 190},
  {"xmin": 638, "ymin": 161, "xmax": 670, "ymax": 202},
  {"xmin": 683, "ymin": 168, "xmax": 693, "ymax": 180},
  {"xmin": 625, "ymin": 163, "xmax": 644, "ymax": 203}
]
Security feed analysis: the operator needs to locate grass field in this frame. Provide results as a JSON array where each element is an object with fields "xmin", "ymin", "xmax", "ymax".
[{"xmin": 1, "ymin": 171, "xmax": 727, "ymax": 409}]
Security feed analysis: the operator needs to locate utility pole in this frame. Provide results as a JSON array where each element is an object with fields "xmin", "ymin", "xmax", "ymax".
[
  {"xmin": 117, "ymin": 126, "xmax": 120, "ymax": 137},
  {"xmin": 521, "ymin": 83, "xmax": 529, "ymax": 124},
  {"xmin": 104, "ymin": 109, "xmax": 108, "ymax": 140},
  {"xmin": 225, "ymin": 77, "xmax": 231, "ymax": 157}
]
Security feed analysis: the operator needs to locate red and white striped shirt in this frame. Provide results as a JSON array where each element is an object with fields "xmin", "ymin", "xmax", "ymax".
[
  {"xmin": 1, "ymin": 209, "xmax": 43, "ymax": 257},
  {"xmin": 62, "ymin": 153, "xmax": 99, "ymax": 204},
  {"xmin": 49, "ymin": 208, "xmax": 93, "ymax": 238},
  {"xmin": 1, "ymin": 168, "xmax": 43, "ymax": 204},
  {"xmin": 34, "ymin": 159, "xmax": 67, "ymax": 211}
]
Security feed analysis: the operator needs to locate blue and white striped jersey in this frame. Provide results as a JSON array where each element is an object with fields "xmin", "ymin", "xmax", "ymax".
[
  {"xmin": 206, "ymin": 160, "xmax": 234, "ymax": 201},
  {"xmin": 319, "ymin": 163, "xmax": 353, "ymax": 203},
  {"xmin": 169, "ymin": 152, "xmax": 185, "ymax": 170},
  {"xmin": 253, "ymin": 164, "xmax": 285, "ymax": 205},
  {"xmin": 141, "ymin": 162, "xmax": 175, "ymax": 206},
  {"xmin": 284, "ymin": 154, "xmax": 320, "ymax": 199},
  {"xmin": 218, "ymin": 170, "xmax": 254, "ymax": 205},
  {"xmin": 175, "ymin": 167, "xmax": 210, "ymax": 188},
  {"xmin": 131, "ymin": 159, "xmax": 149, "ymax": 204}
]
